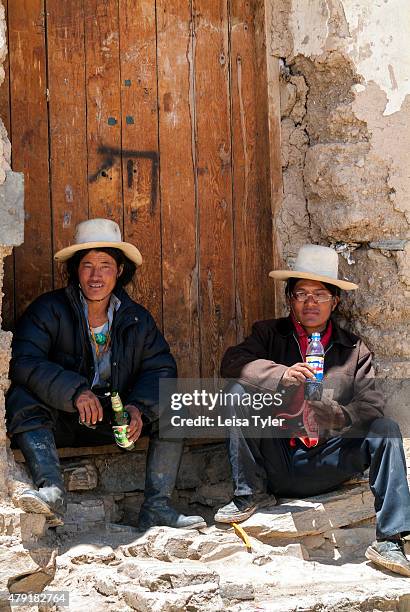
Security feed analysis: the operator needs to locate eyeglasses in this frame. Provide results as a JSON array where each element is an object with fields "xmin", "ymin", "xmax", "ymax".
[{"xmin": 292, "ymin": 291, "xmax": 334, "ymax": 303}]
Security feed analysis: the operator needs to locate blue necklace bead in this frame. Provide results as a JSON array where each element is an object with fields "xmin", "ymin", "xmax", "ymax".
[{"xmin": 94, "ymin": 332, "xmax": 107, "ymax": 345}]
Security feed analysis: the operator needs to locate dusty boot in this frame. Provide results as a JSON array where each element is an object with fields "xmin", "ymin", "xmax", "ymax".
[
  {"xmin": 14, "ymin": 429, "xmax": 66, "ymax": 527},
  {"xmin": 138, "ymin": 436, "xmax": 206, "ymax": 530}
]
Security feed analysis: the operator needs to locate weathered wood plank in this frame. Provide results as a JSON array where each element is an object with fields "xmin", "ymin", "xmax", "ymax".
[
  {"xmin": 8, "ymin": 0, "xmax": 52, "ymax": 318},
  {"xmin": 0, "ymin": 0, "xmax": 15, "ymax": 330},
  {"xmin": 84, "ymin": 0, "xmax": 122, "ymax": 226},
  {"xmin": 257, "ymin": 1, "xmax": 283, "ymax": 316},
  {"xmin": 194, "ymin": 0, "xmax": 236, "ymax": 378},
  {"xmin": 46, "ymin": 0, "xmax": 88, "ymax": 282},
  {"xmin": 230, "ymin": 0, "xmax": 275, "ymax": 338},
  {"xmin": 256, "ymin": 0, "xmax": 282, "ymax": 317},
  {"xmin": 119, "ymin": 0, "xmax": 162, "ymax": 326},
  {"xmin": 12, "ymin": 437, "xmax": 218, "ymax": 461},
  {"xmin": 157, "ymin": 0, "xmax": 200, "ymax": 377}
]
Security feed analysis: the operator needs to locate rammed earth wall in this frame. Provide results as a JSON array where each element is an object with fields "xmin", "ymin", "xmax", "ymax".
[{"xmin": 269, "ymin": 0, "xmax": 409, "ymax": 384}]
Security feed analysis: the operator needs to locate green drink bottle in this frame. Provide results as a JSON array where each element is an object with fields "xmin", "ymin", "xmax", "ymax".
[{"xmin": 111, "ymin": 391, "xmax": 135, "ymax": 450}]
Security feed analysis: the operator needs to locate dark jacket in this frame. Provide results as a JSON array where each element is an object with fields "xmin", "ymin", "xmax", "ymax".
[
  {"xmin": 6, "ymin": 285, "xmax": 177, "ymax": 434},
  {"xmin": 221, "ymin": 316, "xmax": 384, "ymax": 432}
]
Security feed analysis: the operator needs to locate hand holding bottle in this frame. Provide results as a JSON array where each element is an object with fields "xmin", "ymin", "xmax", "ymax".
[
  {"xmin": 281, "ymin": 363, "xmax": 316, "ymax": 386},
  {"xmin": 125, "ymin": 405, "xmax": 143, "ymax": 442},
  {"xmin": 309, "ymin": 397, "xmax": 348, "ymax": 430}
]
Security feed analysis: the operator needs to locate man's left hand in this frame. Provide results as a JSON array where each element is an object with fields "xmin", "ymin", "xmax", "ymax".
[
  {"xmin": 309, "ymin": 397, "xmax": 348, "ymax": 431},
  {"xmin": 125, "ymin": 405, "xmax": 143, "ymax": 442}
]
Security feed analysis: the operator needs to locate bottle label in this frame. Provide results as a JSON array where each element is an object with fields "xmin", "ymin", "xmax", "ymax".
[
  {"xmin": 112, "ymin": 425, "xmax": 134, "ymax": 449},
  {"xmin": 306, "ymin": 355, "xmax": 324, "ymax": 381}
]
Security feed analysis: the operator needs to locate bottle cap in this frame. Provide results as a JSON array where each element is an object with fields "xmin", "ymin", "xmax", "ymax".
[{"xmin": 311, "ymin": 332, "xmax": 321, "ymax": 339}]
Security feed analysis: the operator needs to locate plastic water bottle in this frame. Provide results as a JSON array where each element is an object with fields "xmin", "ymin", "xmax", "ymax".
[{"xmin": 304, "ymin": 332, "xmax": 324, "ymax": 401}]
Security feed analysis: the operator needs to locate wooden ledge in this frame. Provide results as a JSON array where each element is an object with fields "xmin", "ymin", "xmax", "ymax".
[{"xmin": 12, "ymin": 437, "xmax": 221, "ymax": 462}]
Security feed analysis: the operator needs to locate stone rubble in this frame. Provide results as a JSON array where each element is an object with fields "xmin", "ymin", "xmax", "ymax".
[{"xmin": 1, "ymin": 481, "xmax": 409, "ymax": 612}]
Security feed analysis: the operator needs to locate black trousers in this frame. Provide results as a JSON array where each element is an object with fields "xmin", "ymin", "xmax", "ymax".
[{"xmin": 227, "ymin": 384, "xmax": 410, "ymax": 539}]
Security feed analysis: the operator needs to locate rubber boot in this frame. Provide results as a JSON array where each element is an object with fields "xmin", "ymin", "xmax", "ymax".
[
  {"xmin": 138, "ymin": 435, "xmax": 206, "ymax": 530},
  {"xmin": 14, "ymin": 428, "xmax": 67, "ymax": 527}
]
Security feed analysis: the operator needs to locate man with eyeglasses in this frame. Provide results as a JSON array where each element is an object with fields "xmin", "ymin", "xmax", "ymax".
[{"xmin": 215, "ymin": 244, "xmax": 410, "ymax": 577}]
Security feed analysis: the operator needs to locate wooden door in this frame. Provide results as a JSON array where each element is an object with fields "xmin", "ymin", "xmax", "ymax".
[{"xmin": 1, "ymin": 0, "xmax": 280, "ymax": 378}]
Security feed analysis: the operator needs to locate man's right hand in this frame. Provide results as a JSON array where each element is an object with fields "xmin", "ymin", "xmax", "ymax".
[
  {"xmin": 281, "ymin": 362, "xmax": 316, "ymax": 387},
  {"xmin": 75, "ymin": 390, "xmax": 103, "ymax": 425}
]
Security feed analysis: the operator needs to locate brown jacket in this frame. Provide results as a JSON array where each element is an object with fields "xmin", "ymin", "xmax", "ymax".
[{"xmin": 221, "ymin": 316, "xmax": 384, "ymax": 431}]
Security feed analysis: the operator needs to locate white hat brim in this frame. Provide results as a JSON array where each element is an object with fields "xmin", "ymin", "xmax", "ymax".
[
  {"xmin": 269, "ymin": 270, "xmax": 358, "ymax": 290},
  {"xmin": 54, "ymin": 241, "xmax": 143, "ymax": 267}
]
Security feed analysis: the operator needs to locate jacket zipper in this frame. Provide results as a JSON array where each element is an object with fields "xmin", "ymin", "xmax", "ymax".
[
  {"xmin": 66, "ymin": 288, "xmax": 94, "ymax": 380},
  {"xmin": 292, "ymin": 332, "xmax": 304, "ymax": 361},
  {"xmin": 110, "ymin": 312, "xmax": 140, "ymax": 392}
]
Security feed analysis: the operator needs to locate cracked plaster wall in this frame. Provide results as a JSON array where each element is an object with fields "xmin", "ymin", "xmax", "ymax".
[
  {"xmin": 0, "ymin": 1, "xmax": 24, "ymax": 501},
  {"xmin": 269, "ymin": 0, "xmax": 409, "ymax": 378}
]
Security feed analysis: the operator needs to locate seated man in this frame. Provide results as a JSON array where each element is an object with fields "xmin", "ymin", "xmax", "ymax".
[
  {"xmin": 215, "ymin": 244, "xmax": 410, "ymax": 577},
  {"xmin": 6, "ymin": 218, "xmax": 205, "ymax": 530}
]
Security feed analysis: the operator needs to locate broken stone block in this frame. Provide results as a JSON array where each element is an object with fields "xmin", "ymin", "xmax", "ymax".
[
  {"xmin": 65, "ymin": 498, "xmax": 105, "ymax": 523},
  {"xmin": 0, "ymin": 508, "xmax": 21, "ymax": 536},
  {"xmin": 301, "ymin": 533, "xmax": 326, "ymax": 550},
  {"xmin": 240, "ymin": 485, "xmax": 375, "ymax": 541},
  {"xmin": 202, "ymin": 445, "xmax": 231, "ymax": 484},
  {"xmin": 121, "ymin": 526, "xmax": 197, "ymax": 561},
  {"xmin": 177, "ymin": 444, "xmax": 230, "ymax": 490},
  {"xmin": 95, "ymin": 453, "xmax": 146, "ymax": 492},
  {"xmin": 176, "ymin": 582, "xmax": 223, "ymax": 611},
  {"xmin": 250, "ymin": 536, "xmax": 309, "ymax": 565},
  {"xmin": 63, "ymin": 462, "xmax": 98, "ymax": 491},
  {"xmin": 187, "ymin": 529, "xmax": 244, "ymax": 562},
  {"xmin": 61, "ymin": 543, "xmax": 117, "ymax": 565},
  {"xmin": 320, "ymin": 526, "xmax": 375, "ymax": 563},
  {"xmin": 220, "ymin": 579, "xmax": 255, "ymax": 601},
  {"xmin": 94, "ymin": 570, "xmax": 128, "ymax": 596},
  {"xmin": 117, "ymin": 558, "xmax": 219, "ymax": 591},
  {"xmin": 176, "ymin": 450, "xmax": 204, "ymax": 489},
  {"xmin": 0, "ymin": 545, "xmax": 56, "ymax": 593},
  {"xmin": 117, "ymin": 491, "xmax": 144, "ymax": 526},
  {"xmin": 121, "ymin": 582, "xmax": 222, "ymax": 612},
  {"xmin": 271, "ymin": 543, "xmax": 309, "ymax": 560},
  {"xmin": 19, "ymin": 513, "xmax": 47, "ymax": 544},
  {"xmin": 102, "ymin": 495, "xmax": 123, "ymax": 524},
  {"xmin": 144, "ymin": 529, "xmax": 198, "ymax": 562},
  {"xmin": 190, "ymin": 482, "xmax": 231, "ymax": 507}
]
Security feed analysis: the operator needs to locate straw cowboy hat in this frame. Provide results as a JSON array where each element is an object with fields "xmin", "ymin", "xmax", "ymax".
[
  {"xmin": 54, "ymin": 218, "xmax": 143, "ymax": 266},
  {"xmin": 269, "ymin": 244, "xmax": 358, "ymax": 290}
]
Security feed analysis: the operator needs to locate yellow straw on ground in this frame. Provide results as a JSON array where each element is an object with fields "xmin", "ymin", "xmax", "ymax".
[{"xmin": 232, "ymin": 522, "xmax": 252, "ymax": 553}]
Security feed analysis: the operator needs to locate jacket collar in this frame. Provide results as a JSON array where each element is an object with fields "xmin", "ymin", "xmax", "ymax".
[
  {"xmin": 65, "ymin": 284, "xmax": 138, "ymax": 323},
  {"xmin": 277, "ymin": 316, "xmax": 357, "ymax": 348}
]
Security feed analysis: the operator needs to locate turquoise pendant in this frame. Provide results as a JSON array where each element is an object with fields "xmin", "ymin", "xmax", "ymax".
[{"xmin": 94, "ymin": 332, "xmax": 107, "ymax": 345}]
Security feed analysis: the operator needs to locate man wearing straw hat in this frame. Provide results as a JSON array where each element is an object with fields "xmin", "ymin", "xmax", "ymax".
[
  {"xmin": 215, "ymin": 244, "xmax": 410, "ymax": 576},
  {"xmin": 6, "ymin": 218, "xmax": 205, "ymax": 531}
]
